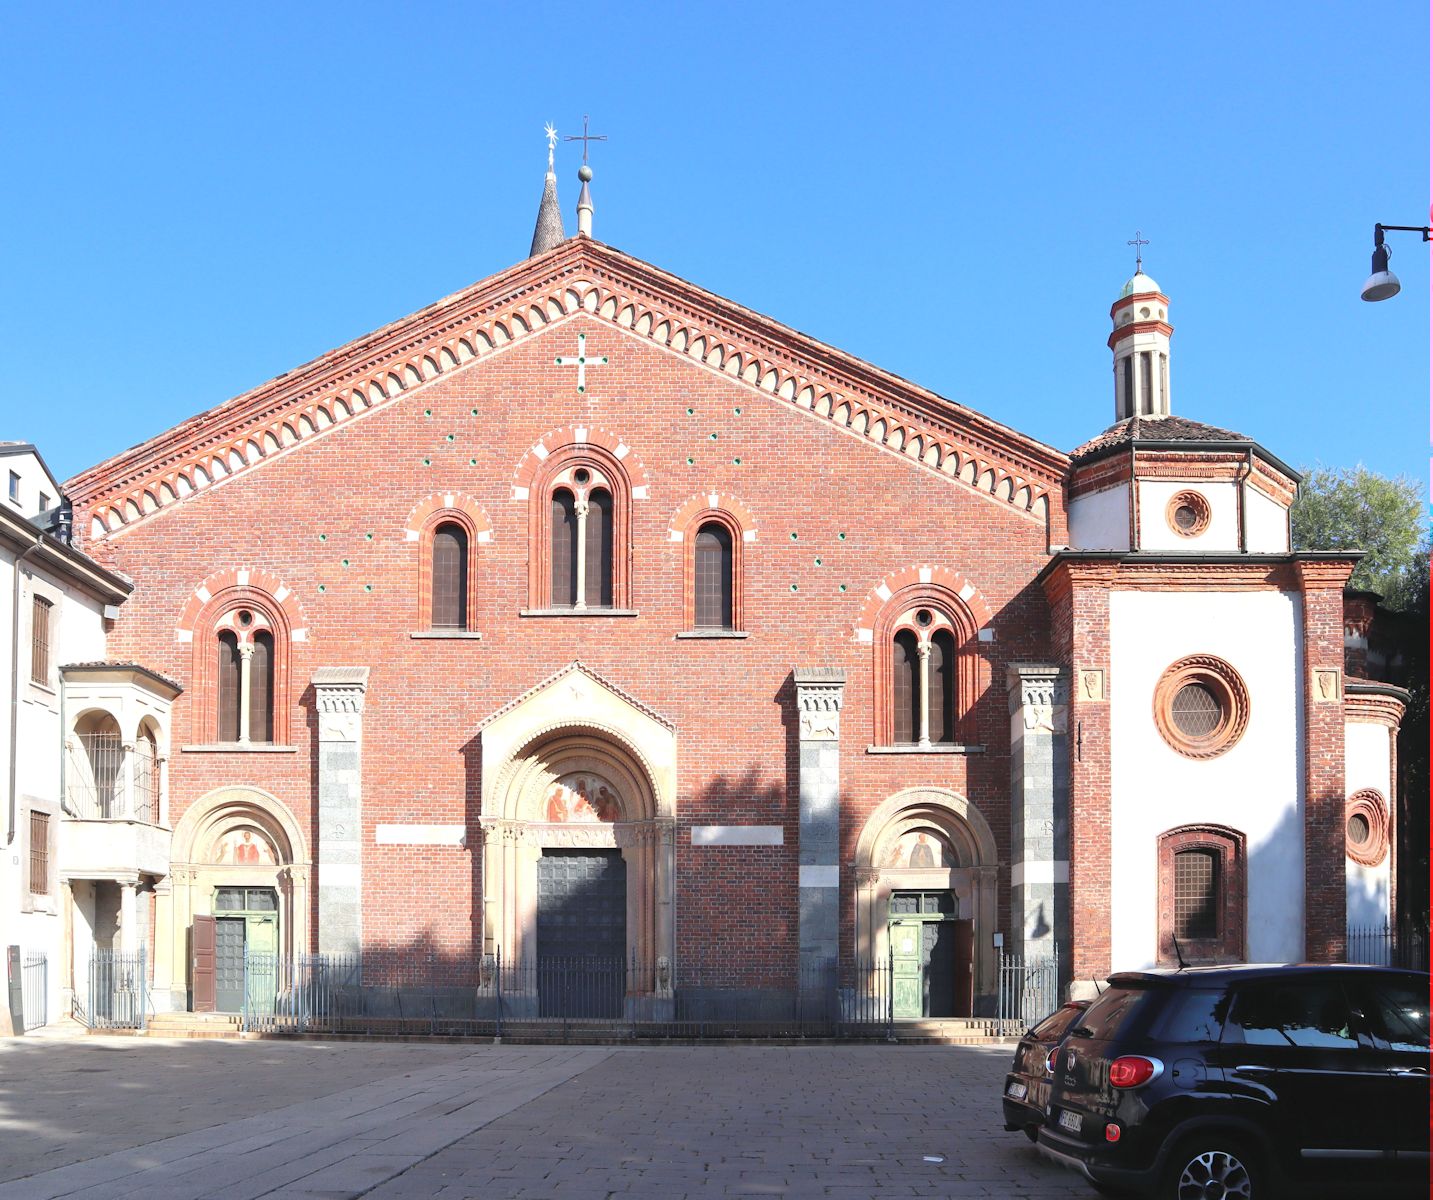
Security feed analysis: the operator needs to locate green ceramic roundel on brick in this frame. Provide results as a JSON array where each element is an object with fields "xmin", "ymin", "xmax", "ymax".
[{"xmin": 317, "ymin": 584, "xmax": 326, "ymax": 593}]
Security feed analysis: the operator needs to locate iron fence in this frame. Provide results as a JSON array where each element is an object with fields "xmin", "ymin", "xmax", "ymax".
[
  {"xmin": 84, "ymin": 948, "xmax": 149, "ymax": 1030},
  {"xmin": 21, "ymin": 951, "xmax": 47, "ymax": 1031},
  {"xmin": 996, "ymin": 946, "xmax": 1061, "ymax": 1035},
  {"xmin": 1348, "ymin": 922, "xmax": 1428, "ymax": 970},
  {"xmin": 68, "ymin": 733, "xmax": 126, "ymax": 819},
  {"xmin": 244, "ymin": 949, "xmax": 896, "ymax": 1040}
]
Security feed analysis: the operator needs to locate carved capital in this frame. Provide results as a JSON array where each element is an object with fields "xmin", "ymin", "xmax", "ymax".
[
  {"xmin": 795, "ymin": 669, "xmax": 846, "ymax": 742},
  {"xmin": 1007, "ymin": 665, "xmax": 1069, "ymax": 731}
]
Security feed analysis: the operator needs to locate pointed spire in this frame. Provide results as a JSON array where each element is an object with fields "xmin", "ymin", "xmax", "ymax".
[{"xmin": 529, "ymin": 122, "xmax": 565, "ymax": 257}]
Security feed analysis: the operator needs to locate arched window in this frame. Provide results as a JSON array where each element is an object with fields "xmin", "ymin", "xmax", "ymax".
[
  {"xmin": 693, "ymin": 521, "xmax": 733, "ymax": 629},
  {"xmin": 529, "ymin": 451, "xmax": 632, "ymax": 612},
  {"xmin": 134, "ymin": 724, "xmax": 160, "ymax": 825},
  {"xmin": 584, "ymin": 487, "xmax": 614, "ymax": 607},
  {"xmin": 196, "ymin": 594, "xmax": 292, "ymax": 746},
  {"xmin": 551, "ymin": 489, "xmax": 578, "ymax": 606},
  {"xmin": 1157, "ymin": 825, "xmax": 1245, "ymax": 964},
  {"xmin": 218, "ymin": 631, "xmax": 241, "ymax": 743},
  {"xmin": 877, "ymin": 595, "xmax": 977, "ymax": 748},
  {"xmin": 430, "ymin": 522, "xmax": 469, "ymax": 629},
  {"xmin": 893, "ymin": 630, "xmax": 920, "ymax": 743},
  {"xmin": 249, "ymin": 630, "xmax": 274, "ymax": 743}
]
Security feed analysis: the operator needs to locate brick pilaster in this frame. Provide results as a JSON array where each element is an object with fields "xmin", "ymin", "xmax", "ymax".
[
  {"xmin": 1042, "ymin": 562, "xmax": 1115, "ymax": 985},
  {"xmin": 1296, "ymin": 560, "xmax": 1355, "ymax": 961}
]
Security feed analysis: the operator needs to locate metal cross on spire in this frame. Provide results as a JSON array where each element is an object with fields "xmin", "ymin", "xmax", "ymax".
[
  {"xmin": 1127, "ymin": 230, "xmax": 1151, "ymax": 273},
  {"xmin": 544, "ymin": 122, "xmax": 558, "ymax": 172},
  {"xmin": 564, "ymin": 114, "xmax": 607, "ymax": 164}
]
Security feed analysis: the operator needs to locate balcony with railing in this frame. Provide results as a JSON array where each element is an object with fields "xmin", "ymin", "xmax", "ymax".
[{"xmin": 59, "ymin": 663, "xmax": 182, "ymax": 882}]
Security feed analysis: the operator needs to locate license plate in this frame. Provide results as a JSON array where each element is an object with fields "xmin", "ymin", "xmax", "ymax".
[
  {"xmin": 1006, "ymin": 1081, "xmax": 1028, "ymax": 1100},
  {"xmin": 1058, "ymin": 1109, "xmax": 1082, "ymax": 1134}
]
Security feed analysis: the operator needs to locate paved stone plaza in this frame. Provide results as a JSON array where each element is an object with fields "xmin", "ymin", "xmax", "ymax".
[{"xmin": 0, "ymin": 1037, "xmax": 1093, "ymax": 1198}]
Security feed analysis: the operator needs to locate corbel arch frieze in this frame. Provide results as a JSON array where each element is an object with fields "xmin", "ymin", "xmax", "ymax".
[{"xmin": 76, "ymin": 246, "xmax": 1063, "ymax": 545}]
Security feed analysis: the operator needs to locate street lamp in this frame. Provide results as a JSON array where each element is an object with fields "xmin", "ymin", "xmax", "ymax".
[{"xmin": 1360, "ymin": 222, "xmax": 1431, "ymax": 302}]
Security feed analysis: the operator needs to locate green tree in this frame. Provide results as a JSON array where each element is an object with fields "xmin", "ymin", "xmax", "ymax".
[{"xmin": 1291, "ymin": 466, "xmax": 1427, "ymax": 606}]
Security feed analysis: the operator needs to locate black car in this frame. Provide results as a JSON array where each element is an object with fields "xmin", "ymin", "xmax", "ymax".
[
  {"xmin": 1036, "ymin": 963, "xmax": 1429, "ymax": 1199},
  {"xmin": 1003, "ymin": 1000, "xmax": 1091, "ymax": 1140}
]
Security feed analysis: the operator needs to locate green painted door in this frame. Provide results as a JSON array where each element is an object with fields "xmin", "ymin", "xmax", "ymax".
[
  {"xmin": 891, "ymin": 920, "xmax": 924, "ymax": 1019},
  {"xmin": 890, "ymin": 891, "xmax": 962, "ymax": 1020}
]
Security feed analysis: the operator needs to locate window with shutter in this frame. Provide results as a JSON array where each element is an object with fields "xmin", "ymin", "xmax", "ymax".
[
  {"xmin": 31, "ymin": 596, "xmax": 52, "ymax": 685},
  {"xmin": 29, "ymin": 811, "xmax": 50, "ymax": 896}
]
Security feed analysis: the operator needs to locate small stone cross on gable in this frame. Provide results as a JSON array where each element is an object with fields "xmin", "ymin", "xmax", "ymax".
[{"xmin": 555, "ymin": 332, "xmax": 607, "ymax": 395}]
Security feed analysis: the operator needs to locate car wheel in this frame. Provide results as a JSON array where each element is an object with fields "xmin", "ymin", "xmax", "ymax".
[{"xmin": 1162, "ymin": 1135, "xmax": 1265, "ymax": 1200}]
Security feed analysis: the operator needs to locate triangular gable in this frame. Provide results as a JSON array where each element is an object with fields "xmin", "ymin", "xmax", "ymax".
[
  {"xmin": 478, "ymin": 660, "xmax": 676, "ymax": 734},
  {"xmin": 67, "ymin": 239, "xmax": 1071, "ymax": 543}
]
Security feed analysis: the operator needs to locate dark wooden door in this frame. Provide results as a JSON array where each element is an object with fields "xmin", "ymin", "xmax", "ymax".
[
  {"xmin": 952, "ymin": 919, "xmax": 974, "ymax": 1018},
  {"xmin": 536, "ymin": 850, "xmax": 626, "ymax": 1017},
  {"xmin": 214, "ymin": 918, "xmax": 246, "ymax": 1013},
  {"xmin": 191, "ymin": 915, "xmax": 216, "ymax": 1012}
]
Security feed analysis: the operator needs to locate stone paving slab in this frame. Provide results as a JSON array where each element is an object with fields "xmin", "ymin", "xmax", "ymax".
[
  {"xmin": 0, "ymin": 1044, "xmax": 611, "ymax": 1200},
  {"xmin": 0, "ymin": 1040, "xmax": 1091, "ymax": 1199}
]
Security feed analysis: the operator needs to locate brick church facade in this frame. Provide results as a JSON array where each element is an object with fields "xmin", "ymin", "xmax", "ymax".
[{"xmin": 27, "ymin": 164, "xmax": 1403, "ymax": 1021}]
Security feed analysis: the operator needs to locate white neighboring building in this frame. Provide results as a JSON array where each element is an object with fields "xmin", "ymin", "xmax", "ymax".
[{"xmin": 1, "ymin": 442, "xmax": 179, "ymax": 1033}]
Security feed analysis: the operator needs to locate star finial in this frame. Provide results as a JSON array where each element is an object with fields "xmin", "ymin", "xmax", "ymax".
[{"xmin": 544, "ymin": 122, "xmax": 558, "ymax": 173}]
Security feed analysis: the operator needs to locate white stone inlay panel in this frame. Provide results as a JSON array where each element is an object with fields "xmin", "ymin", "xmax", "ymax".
[{"xmin": 690, "ymin": 825, "xmax": 784, "ymax": 846}]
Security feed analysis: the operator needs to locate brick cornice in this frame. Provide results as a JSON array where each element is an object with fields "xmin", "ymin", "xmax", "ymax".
[
  {"xmin": 1040, "ymin": 553, "xmax": 1360, "ymax": 598},
  {"xmin": 67, "ymin": 240, "xmax": 1069, "ymax": 543},
  {"xmin": 1344, "ymin": 689, "xmax": 1407, "ymax": 729}
]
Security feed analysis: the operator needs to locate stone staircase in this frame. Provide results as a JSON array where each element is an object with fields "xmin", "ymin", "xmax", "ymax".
[
  {"xmin": 890, "ymin": 1017, "xmax": 1013, "ymax": 1044},
  {"xmin": 141, "ymin": 1011, "xmax": 244, "ymax": 1039}
]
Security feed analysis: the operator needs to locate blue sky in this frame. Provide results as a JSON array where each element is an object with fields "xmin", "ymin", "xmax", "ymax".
[{"xmin": 2, "ymin": 2, "xmax": 1427, "ymax": 489}]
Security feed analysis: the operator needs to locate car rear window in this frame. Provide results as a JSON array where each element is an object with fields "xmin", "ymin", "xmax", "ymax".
[
  {"xmin": 1031, "ymin": 1003, "xmax": 1087, "ymax": 1040},
  {"xmin": 1147, "ymin": 988, "xmax": 1229, "ymax": 1043},
  {"xmin": 1072, "ymin": 986, "xmax": 1147, "ymax": 1040}
]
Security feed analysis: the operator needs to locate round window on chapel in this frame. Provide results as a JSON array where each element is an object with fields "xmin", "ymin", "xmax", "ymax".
[
  {"xmin": 1345, "ymin": 790, "xmax": 1389, "ymax": 867},
  {"xmin": 1154, "ymin": 656, "xmax": 1249, "ymax": 760},
  {"xmin": 1346, "ymin": 813, "xmax": 1371, "ymax": 847},
  {"xmin": 1170, "ymin": 682, "xmax": 1222, "ymax": 738},
  {"xmin": 1165, "ymin": 490, "xmax": 1211, "ymax": 538}
]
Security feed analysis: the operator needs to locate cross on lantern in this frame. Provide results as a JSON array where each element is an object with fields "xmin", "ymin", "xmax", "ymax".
[
  {"xmin": 555, "ymin": 331, "xmax": 607, "ymax": 394},
  {"xmin": 1127, "ymin": 230, "xmax": 1151, "ymax": 273}
]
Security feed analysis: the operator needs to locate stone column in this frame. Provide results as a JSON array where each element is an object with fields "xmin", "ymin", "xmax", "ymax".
[
  {"xmin": 312, "ymin": 667, "xmax": 369, "ymax": 957},
  {"xmin": 794, "ymin": 668, "xmax": 845, "ymax": 972},
  {"xmin": 119, "ymin": 880, "xmax": 138, "ymax": 953},
  {"xmin": 1007, "ymin": 665, "xmax": 1070, "ymax": 967}
]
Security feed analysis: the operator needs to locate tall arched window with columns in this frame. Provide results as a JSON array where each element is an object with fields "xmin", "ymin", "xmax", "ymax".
[
  {"xmin": 874, "ymin": 586, "xmax": 980, "ymax": 748},
  {"xmin": 529, "ymin": 450, "xmax": 631, "ymax": 612},
  {"xmin": 194, "ymin": 592, "xmax": 292, "ymax": 746}
]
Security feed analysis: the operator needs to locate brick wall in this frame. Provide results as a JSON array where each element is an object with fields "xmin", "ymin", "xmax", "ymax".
[{"xmin": 94, "ymin": 314, "xmax": 1055, "ymax": 962}]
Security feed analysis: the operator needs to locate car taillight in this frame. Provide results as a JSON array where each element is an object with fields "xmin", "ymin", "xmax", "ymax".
[
  {"xmin": 1108, "ymin": 1056, "xmax": 1160, "ymax": 1088},
  {"xmin": 1045, "ymin": 1047, "xmax": 1060, "ymax": 1073}
]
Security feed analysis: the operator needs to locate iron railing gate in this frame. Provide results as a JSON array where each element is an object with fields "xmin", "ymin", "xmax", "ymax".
[
  {"xmin": 84, "ymin": 948, "xmax": 149, "ymax": 1030},
  {"xmin": 996, "ymin": 946, "xmax": 1060, "ymax": 1035},
  {"xmin": 242, "ymin": 949, "xmax": 896, "ymax": 1040},
  {"xmin": 21, "ymin": 951, "xmax": 47, "ymax": 1031},
  {"xmin": 1347, "ymin": 922, "xmax": 1429, "ymax": 970}
]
